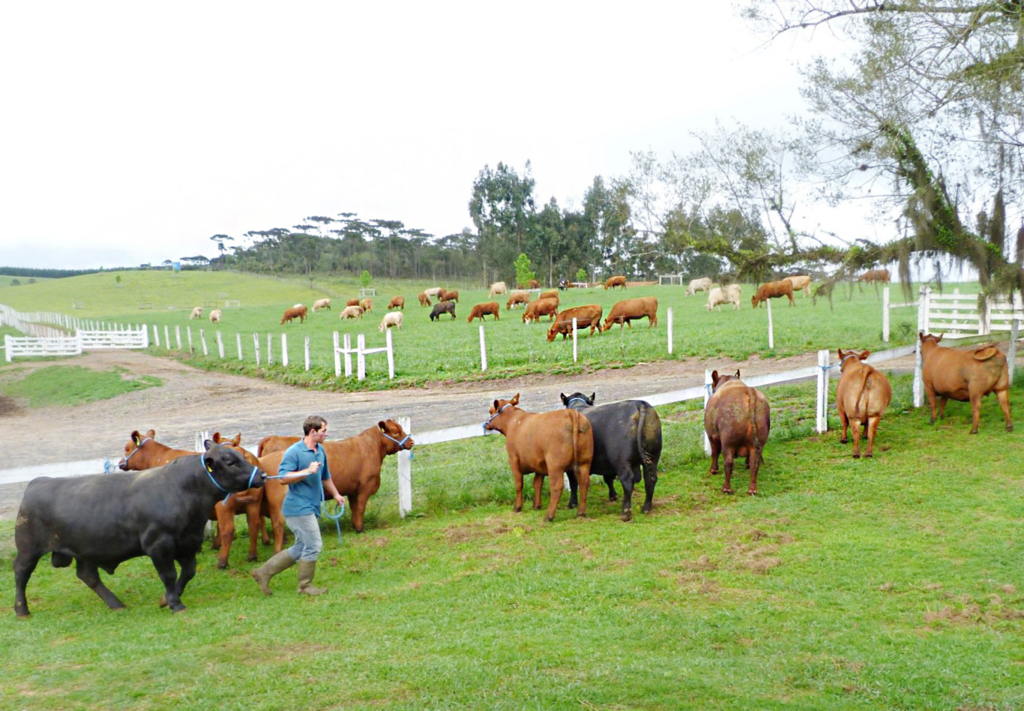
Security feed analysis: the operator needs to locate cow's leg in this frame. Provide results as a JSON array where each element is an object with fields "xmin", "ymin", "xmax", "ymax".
[
  {"xmin": 146, "ymin": 540, "xmax": 186, "ymax": 612},
  {"xmin": 708, "ymin": 438, "xmax": 721, "ymax": 476},
  {"xmin": 605, "ymin": 474, "xmax": 618, "ymax": 501},
  {"xmin": 545, "ymin": 469, "xmax": 565, "ymax": 521},
  {"xmin": 532, "ymin": 474, "xmax": 544, "ymax": 510},
  {"xmin": 210, "ymin": 518, "xmax": 221, "ymax": 550},
  {"xmin": 967, "ymin": 391, "xmax": 983, "ymax": 434},
  {"xmin": 75, "ymin": 558, "xmax": 125, "ymax": 611},
  {"xmin": 748, "ymin": 447, "xmax": 762, "ymax": 496},
  {"xmin": 566, "ymin": 471, "xmax": 578, "ymax": 509},
  {"xmin": 938, "ymin": 395, "xmax": 949, "ymax": 420},
  {"xmin": 641, "ymin": 457, "xmax": 658, "ymax": 514},
  {"xmin": 216, "ymin": 504, "xmax": 234, "ymax": 569},
  {"xmin": 866, "ymin": 415, "xmax": 881, "ymax": 457},
  {"xmin": 618, "ymin": 465, "xmax": 635, "ymax": 522},
  {"xmin": 270, "ymin": 508, "xmax": 287, "ymax": 552},
  {"xmin": 13, "ymin": 550, "xmax": 43, "ymax": 618},
  {"xmin": 997, "ymin": 388, "xmax": 1013, "ymax": 431},
  {"xmin": 787, "ymin": 293, "xmax": 795, "ymax": 306},
  {"xmin": 838, "ymin": 407, "xmax": 849, "ymax": 444},
  {"xmin": 511, "ymin": 462, "xmax": 524, "ymax": 513},
  {"xmin": 171, "ymin": 555, "xmax": 198, "ymax": 608},
  {"xmin": 350, "ymin": 488, "xmax": 371, "ymax": 533},
  {"xmin": 851, "ymin": 418, "xmax": 863, "ymax": 458},
  {"xmin": 575, "ymin": 462, "xmax": 591, "ymax": 518},
  {"xmin": 926, "ymin": 385, "xmax": 938, "ymax": 424},
  {"xmin": 722, "ymin": 450, "xmax": 735, "ymax": 495},
  {"xmin": 245, "ymin": 502, "xmax": 262, "ymax": 562}
]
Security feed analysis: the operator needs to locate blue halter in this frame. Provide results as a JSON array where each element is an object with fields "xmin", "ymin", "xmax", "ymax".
[
  {"xmin": 203, "ymin": 455, "xmax": 260, "ymax": 504},
  {"xmin": 483, "ymin": 402, "xmax": 512, "ymax": 432},
  {"xmin": 565, "ymin": 396, "xmax": 590, "ymax": 408},
  {"xmin": 121, "ymin": 437, "xmax": 152, "ymax": 466}
]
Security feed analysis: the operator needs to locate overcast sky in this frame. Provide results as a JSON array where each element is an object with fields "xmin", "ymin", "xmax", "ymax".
[{"xmin": 2, "ymin": 1, "xmax": 851, "ymax": 270}]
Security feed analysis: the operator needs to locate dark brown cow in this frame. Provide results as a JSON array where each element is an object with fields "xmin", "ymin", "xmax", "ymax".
[
  {"xmin": 602, "ymin": 297, "xmax": 658, "ymax": 331},
  {"xmin": 346, "ymin": 298, "xmax": 360, "ymax": 307},
  {"xmin": 920, "ymin": 332, "xmax": 1012, "ymax": 434},
  {"xmin": 468, "ymin": 302, "xmax": 500, "ymax": 322},
  {"xmin": 258, "ymin": 421, "xmax": 414, "ymax": 545},
  {"xmin": 483, "ymin": 394, "xmax": 594, "ymax": 521},
  {"xmin": 539, "ymin": 289, "xmax": 559, "ymax": 302},
  {"xmin": 750, "ymin": 280, "xmax": 795, "ymax": 308},
  {"xmin": 858, "ymin": 269, "xmax": 891, "ymax": 283},
  {"xmin": 835, "ymin": 349, "xmax": 892, "ymax": 458},
  {"xmin": 506, "ymin": 291, "xmax": 530, "ymax": 310},
  {"xmin": 523, "ymin": 298, "xmax": 559, "ymax": 323},
  {"xmin": 439, "ymin": 289, "xmax": 459, "ymax": 303},
  {"xmin": 547, "ymin": 305, "xmax": 603, "ymax": 341},
  {"xmin": 429, "ymin": 301, "xmax": 456, "ymax": 321},
  {"xmin": 388, "ymin": 296, "xmax": 405, "ymax": 310},
  {"xmin": 704, "ymin": 370, "xmax": 771, "ymax": 495},
  {"xmin": 417, "ymin": 292, "xmax": 431, "ymax": 307},
  {"xmin": 280, "ymin": 305, "xmax": 308, "ymax": 324},
  {"xmin": 604, "ymin": 275, "xmax": 627, "ymax": 290}
]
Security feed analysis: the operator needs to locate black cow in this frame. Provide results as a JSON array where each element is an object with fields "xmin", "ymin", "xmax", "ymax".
[
  {"xmin": 560, "ymin": 392, "xmax": 662, "ymax": 521},
  {"xmin": 429, "ymin": 301, "xmax": 456, "ymax": 321},
  {"xmin": 14, "ymin": 442, "xmax": 265, "ymax": 617}
]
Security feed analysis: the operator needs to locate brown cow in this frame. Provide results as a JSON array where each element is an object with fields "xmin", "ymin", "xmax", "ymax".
[
  {"xmin": 506, "ymin": 291, "xmax": 530, "ymax": 310},
  {"xmin": 209, "ymin": 433, "xmax": 269, "ymax": 568},
  {"xmin": 439, "ymin": 289, "xmax": 459, "ymax": 303},
  {"xmin": 528, "ymin": 279, "xmax": 539, "ymax": 289},
  {"xmin": 523, "ymin": 298, "xmax": 559, "ymax": 323},
  {"xmin": 604, "ymin": 275, "xmax": 627, "ymax": 290},
  {"xmin": 258, "ymin": 421, "xmax": 414, "ymax": 544},
  {"xmin": 547, "ymin": 305, "xmax": 603, "ymax": 341},
  {"xmin": 483, "ymin": 394, "xmax": 594, "ymax": 521},
  {"xmin": 360, "ymin": 298, "xmax": 373, "ymax": 312},
  {"xmin": 280, "ymin": 305, "xmax": 308, "ymax": 324},
  {"xmin": 417, "ymin": 292, "xmax": 431, "ymax": 307},
  {"xmin": 750, "ymin": 280, "xmax": 795, "ymax": 308},
  {"xmin": 835, "ymin": 350, "xmax": 893, "ymax": 458},
  {"xmin": 704, "ymin": 370, "xmax": 771, "ymax": 495},
  {"xmin": 919, "ymin": 332, "xmax": 1012, "ymax": 434},
  {"xmin": 468, "ymin": 302, "xmax": 500, "ymax": 322},
  {"xmin": 858, "ymin": 269, "xmax": 891, "ymax": 283},
  {"xmin": 602, "ymin": 297, "xmax": 658, "ymax": 331},
  {"xmin": 539, "ymin": 289, "xmax": 559, "ymax": 302},
  {"xmin": 346, "ymin": 298, "xmax": 360, "ymax": 307},
  {"xmin": 388, "ymin": 296, "xmax": 405, "ymax": 310},
  {"xmin": 118, "ymin": 429, "xmax": 192, "ymax": 471}
]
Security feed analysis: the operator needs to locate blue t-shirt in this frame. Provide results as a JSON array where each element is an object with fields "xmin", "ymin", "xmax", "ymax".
[{"xmin": 279, "ymin": 440, "xmax": 331, "ymax": 517}]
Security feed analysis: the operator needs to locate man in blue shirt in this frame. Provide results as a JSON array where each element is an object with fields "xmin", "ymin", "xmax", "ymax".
[{"xmin": 251, "ymin": 415, "xmax": 346, "ymax": 596}]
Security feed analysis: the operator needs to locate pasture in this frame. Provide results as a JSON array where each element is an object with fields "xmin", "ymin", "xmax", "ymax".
[
  {"xmin": 0, "ymin": 270, "xmax": 940, "ymax": 389},
  {"xmin": 1, "ymin": 373, "xmax": 1021, "ymax": 708}
]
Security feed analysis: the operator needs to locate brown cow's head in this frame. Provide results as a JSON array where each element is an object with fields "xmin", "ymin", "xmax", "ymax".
[
  {"xmin": 711, "ymin": 370, "xmax": 741, "ymax": 393},
  {"xmin": 119, "ymin": 429, "xmax": 157, "ymax": 470},
  {"xmin": 919, "ymin": 331, "xmax": 942, "ymax": 346},
  {"xmin": 837, "ymin": 349, "xmax": 869, "ymax": 372},
  {"xmin": 484, "ymin": 394, "xmax": 520, "ymax": 432},
  {"xmin": 378, "ymin": 420, "xmax": 414, "ymax": 453}
]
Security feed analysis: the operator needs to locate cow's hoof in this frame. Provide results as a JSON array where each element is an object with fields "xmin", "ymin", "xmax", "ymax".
[
  {"xmin": 513, "ymin": 506, "xmax": 522, "ymax": 513},
  {"xmin": 533, "ymin": 504, "xmax": 542, "ymax": 510},
  {"xmin": 721, "ymin": 488, "xmax": 734, "ymax": 495},
  {"xmin": 216, "ymin": 561, "xmax": 228, "ymax": 570},
  {"xmin": 158, "ymin": 594, "xmax": 167, "ymax": 608},
  {"xmin": 171, "ymin": 605, "xmax": 187, "ymax": 614},
  {"xmin": 1007, "ymin": 424, "xmax": 1014, "ymax": 432},
  {"xmin": 865, "ymin": 453, "xmax": 873, "ymax": 458},
  {"xmin": 16, "ymin": 611, "xmax": 30, "ymax": 619},
  {"xmin": 608, "ymin": 495, "xmax": 618, "ymax": 502},
  {"xmin": 248, "ymin": 555, "xmax": 258, "ymax": 562},
  {"xmin": 970, "ymin": 429, "xmax": 979, "ymax": 435},
  {"xmin": 853, "ymin": 453, "xmax": 860, "ymax": 459},
  {"xmin": 567, "ymin": 502, "xmax": 577, "ymax": 509},
  {"xmin": 748, "ymin": 490, "xmax": 758, "ymax": 496},
  {"xmin": 545, "ymin": 515, "xmax": 555, "ymax": 523},
  {"xmin": 620, "ymin": 512, "xmax": 632, "ymax": 523},
  {"xmin": 840, "ymin": 438, "xmax": 847, "ymax": 445}
]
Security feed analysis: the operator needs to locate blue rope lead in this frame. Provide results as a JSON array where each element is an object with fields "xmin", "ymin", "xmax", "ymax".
[{"xmin": 323, "ymin": 498, "xmax": 346, "ymax": 545}]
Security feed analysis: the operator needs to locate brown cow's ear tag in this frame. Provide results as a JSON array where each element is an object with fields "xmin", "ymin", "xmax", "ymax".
[{"xmin": 132, "ymin": 432, "xmax": 141, "ymax": 446}]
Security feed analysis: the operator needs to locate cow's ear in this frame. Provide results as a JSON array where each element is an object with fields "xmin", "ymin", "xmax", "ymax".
[
  {"xmin": 231, "ymin": 433, "xmax": 242, "ymax": 446},
  {"xmin": 511, "ymin": 393, "xmax": 520, "ymax": 406},
  {"xmin": 147, "ymin": 429, "xmax": 156, "ymax": 439},
  {"xmin": 734, "ymin": 370, "xmax": 741, "ymax": 379},
  {"xmin": 131, "ymin": 430, "xmax": 142, "ymax": 446},
  {"xmin": 711, "ymin": 370, "xmax": 720, "ymax": 386},
  {"xmin": 560, "ymin": 393, "xmax": 568, "ymax": 406},
  {"xmin": 588, "ymin": 393, "xmax": 595, "ymax": 404},
  {"xmin": 919, "ymin": 331, "xmax": 925, "ymax": 341},
  {"xmin": 378, "ymin": 421, "xmax": 387, "ymax": 432},
  {"xmin": 860, "ymin": 351, "xmax": 870, "ymax": 360},
  {"xmin": 936, "ymin": 334, "xmax": 943, "ymax": 343},
  {"xmin": 493, "ymin": 399, "xmax": 500, "ymax": 411},
  {"xmin": 212, "ymin": 432, "xmax": 222, "ymax": 443},
  {"xmin": 837, "ymin": 349, "xmax": 845, "ymax": 359},
  {"xmin": 204, "ymin": 439, "xmax": 215, "ymax": 451}
]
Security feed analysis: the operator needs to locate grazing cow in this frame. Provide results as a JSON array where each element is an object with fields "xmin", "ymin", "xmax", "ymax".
[
  {"xmin": 280, "ymin": 305, "xmax": 308, "ymax": 324},
  {"xmin": 751, "ymin": 280, "xmax": 795, "ymax": 308},
  {"xmin": 468, "ymin": 302, "xmax": 500, "ymax": 322},
  {"xmin": 506, "ymin": 291, "xmax": 530, "ymax": 310},
  {"xmin": 602, "ymin": 297, "xmax": 658, "ymax": 331},
  {"xmin": 346, "ymin": 298, "xmax": 360, "ymax": 307},
  {"xmin": 560, "ymin": 392, "xmax": 662, "ymax": 521},
  {"xmin": 858, "ymin": 269, "xmax": 891, "ymax": 283},
  {"xmin": 483, "ymin": 394, "xmax": 594, "ymax": 521},
  {"xmin": 429, "ymin": 301, "xmax": 456, "ymax": 321},
  {"xmin": 705, "ymin": 285, "xmax": 742, "ymax": 312},
  {"xmin": 14, "ymin": 442, "xmax": 265, "ymax": 617},
  {"xmin": 784, "ymin": 275, "xmax": 812, "ymax": 298},
  {"xmin": 558, "ymin": 279, "xmax": 570, "ymax": 291},
  {"xmin": 439, "ymin": 289, "xmax": 459, "ymax": 303},
  {"xmin": 360, "ymin": 298, "xmax": 373, "ymax": 312},
  {"xmin": 685, "ymin": 277, "xmax": 712, "ymax": 296},
  {"xmin": 209, "ymin": 309, "xmax": 222, "ymax": 324},
  {"xmin": 835, "ymin": 349, "xmax": 893, "ymax": 458},
  {"xmin": 488, "ymin": 281, "xmax": 507, "ymax": 297},
  {"xmin": 547, "ymin": 305, "xmax": 603, "ymax": 341},
  {"xmin": 259, "ymin": 421, "xmax": 414, "ymax": 541},
  {"xmin": 704, "ymin": 370, "xmax": 771, "ymax": 496},
  {"xmin": 209, "ymin": 433, "xmax": 269, "ymax": 569},
  {"xmin": 312, "ymin": 298, "xmax": 331, "ymax": 311},
  {"xmin": 339, "ymin": 305, "xmax": 363, "ymax": 320},
  {"xmin": 919, "ymin": 332, "xmax": 1012, "ymax": 434},
  {"xmin": 379, "ymin": 312, "xmax": 403, "ymax": 331},
  {"xmin": 424, "ymin": 287, "xmax": 444, "ymax": 299},
  {"xmin": 528, "ymin": 279, "xmax": 540, "ymax": 289},
  {"xmin": 189, "ymin": 307, "xmax": 203, "ymax": 320},
  {"xmin": 417, "ymin": 292, "xmax": 431, "ymax": 307},
  {"xmin": 523, "ymin": 298, "xmax": 559, "ymax": 323},
  {"xmin": 604, "ymin": 275, "xmax": 627, "ymax": 290},
  {"xmin": 388, "ymin": 296, "xmax": 405, "ymax": 310},
  {"xmin": 539, "ymin": 289, "xmax": 559, "ymax": 302}
]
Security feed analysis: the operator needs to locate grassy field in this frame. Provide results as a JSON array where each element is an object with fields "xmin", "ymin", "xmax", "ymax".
[
  {"xmin": 0, "ymin": 270, "xmax": 948, "ymax": 390},
  {"xmin": 1, "ymin": 373, "xmax": 1021, "ymax": 709},
  {"xmin": 0, "ymin": 365, "xmax": 161, "ymax": 408}
]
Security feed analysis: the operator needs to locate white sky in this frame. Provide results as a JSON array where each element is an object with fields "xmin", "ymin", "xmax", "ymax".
[{"xmin": 1, "ymin": 1, "xmax": 862, "ymax": 270}]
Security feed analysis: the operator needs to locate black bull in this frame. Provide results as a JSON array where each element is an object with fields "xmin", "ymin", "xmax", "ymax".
[
  {"xmin": 560, "ymin": 392, "xmax": 662, "ymax": 521},
  {"xmin": 14, "ymin": 442, "xmax": 265, "ymax": 617}
]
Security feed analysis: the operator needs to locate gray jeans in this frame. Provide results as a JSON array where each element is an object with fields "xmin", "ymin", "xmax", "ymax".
[{"xmin": 285, "ymin": 513, "xmax": 323, "ymax": 562}]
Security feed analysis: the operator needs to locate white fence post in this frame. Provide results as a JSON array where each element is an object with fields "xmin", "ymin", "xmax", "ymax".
[
  {"xmin": 572, "ymin": 317, "xmax": 578, "ymax": 362},
  {"xmin": 236, "ymin": 333, "xmax": 243, "ymax": 361},
  {"xmin": 4, "ymin": 334, "xmax": 10, "ymax": 362},
  {"xmin": 199, "ymin": 329, "xmax": 208, "ymax": 356},
  {"xmin": 175, "ymin": 325, "xmax": 182, "ymax": 350},
  {"xmin": 281, "ymin": 334, "xmax": 288, "ymax": 368},
  {"xmin": 882, "ymin": 286, "xmax": 890, "ymax": 342},
  {"xmin": 253, "ymin": 334, "xmax": 261, "ymax": 366},
  {"xmin": 913, "ymin": 338, "xmax": 924, "ymax": 409},
  {"xmin": 164, "ymin": 326, "xmax": 170, "ymax": 350},
  {"xmin": 479, "ymin": 325, "xmax": 487, "ymax": 372},
  {"xmin": 816, "ymin": 349, "xmax": 830, "ymax": 433},
  {"xmin": 152, "ymin": 324, "xmax": 160, "ymax": 347},
  {"xmin": 386, "ymin": 328, "xmax": 395, "ymax": 379},
  {"xmin": 767, "ymin": 300, "xmax": 774, "ymax": 349},
  {"xmin": 667, "ymin": 307, "xmax": 673, "ymax": 355},
  {"xmin": 266, "ymin": 333, "xmax": 273, "ymax": 366},
  {"xmin": 703, "ymin": 370, "xmax": 713, "ymax": 455},
  {"xmin": 304, "ymin": 336, "xmax": 310, "ymax": 372},
  {"xmin": 216, "ymin": 331, "xmax": 224, "ymax": 359},
  {"xmin": 344, "ymin": 334, "xmax": 352, "ymax": 377},
  {"xmin": 1009, "ymin": 318, "xmax": 1020, "ymax": 385},
  {"xmin": 357, "ymin": 334, "xmax": 367, "ymax": 380},
  {"xmin": 397, "ymin": 416, "xmax": 412, "ymax": 518},
  {"xmin": 187, "ymin": 327, "xmax": 193, "ymax": 353}
]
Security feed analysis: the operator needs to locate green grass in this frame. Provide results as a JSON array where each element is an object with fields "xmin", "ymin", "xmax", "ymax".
[
  {"xmin": 0, "ymin": 365, "xmax": 161, "ymax": 408},
  {"xmin": 2, "ymin": 373, "xmax": 1021, "ymax": 708},
  {"xmin": 0, "ymin": 270, "xmax": 946, "ymax": 391}
]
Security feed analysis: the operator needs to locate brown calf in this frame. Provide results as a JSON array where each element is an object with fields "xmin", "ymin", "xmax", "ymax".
[
  {"xmin": 118, "ymin": 429, "xmax": 193, "ymax": 471},
  {"xmin": 539, "ymin": 289, "xmax": 559, "ymax": 302},
  {"xmin": 346, "ymin": 298, "xmax": 360, "ymax": 307},
  {"xmin": 547, "ymin": 305, "xmax": 603, "ymax": 341},
  {"xmin": 602, "ymin": 297, "xmax": 658, "ymax": 331},
  {"xmin": 506, "ymin": 291, "xmax": 530, "ymax": 310},
  {"xmin": 417, "ymin": 292, "xmax": 431, "ymax": 307},
  {"xmin": 523, "ymin": 298, "xmax": 559, "ymax": 323},
  {"xmin": 704, "ymin": 370, "xmax": 771, "ymax": 495},
  {"xmin": 835, "ymin": 349, "xmax": 892, "ymax": 458},
  {"xmin": 388, "ymin": 296, "xmax": 405, "ymax": 310},
  {"xmin": 920, "ymin": 332, "xmax": 1012, "ymax": 434},
  {"xmin": 483, "ymin": 394, "xmax": 594, "ymax": 521},
  {"xmin": 439, "ymin": 289, "xmax": 459, "ymax": 303},
  {"xmin": 604, "ymin": 275, "xmax": 627, "ymax": 290},
  {"xmin": 751, "ymin": 280, "xmax": 795, "ymax": 308},
  {"xmin": 858, "ymin": 269, "xmax": 891, "ymax": 283},
  {"xmin": 468, "ymin": 302, "xmax": 500, "ymax": 322},
  {"xmin": 280, "ymin": 305, "xmax": 308, "ymax": 324}
]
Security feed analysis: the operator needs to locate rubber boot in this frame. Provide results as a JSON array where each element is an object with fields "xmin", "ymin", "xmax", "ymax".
[
  {"xmin": 251, "ymin": 550, "xmax": 295, "ymax": 596},
  {"xmin": 296, "ymin": 560, "xmax": 327, "ymax": 596}
]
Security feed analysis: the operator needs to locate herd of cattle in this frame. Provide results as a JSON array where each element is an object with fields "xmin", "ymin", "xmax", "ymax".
[{"xmin": 13, "ymin": 325, "xmax": 1013, "ymax": 618}]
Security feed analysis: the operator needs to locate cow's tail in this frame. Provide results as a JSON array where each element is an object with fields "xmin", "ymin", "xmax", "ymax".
[
  {"xmin": 569, "ymin": 409, "xmax": 581, "ymax": 477},
  {"xmin": 256, "ymin": 435, "xmax": 272, "ymax": 458},
  {"xmin": 636, "ymin": 404, "xmax": 655, "ymax": 469},
  {"xmin": 853, "ymin": 366, "xmax": 873, "ymax": 419}
]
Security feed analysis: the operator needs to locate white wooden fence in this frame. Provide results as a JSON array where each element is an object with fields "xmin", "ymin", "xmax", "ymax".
[
  {"xmin": 4, "ymin": 328, "xmax": 148, "ymax": 361},
  {"xmin": 884, "ymin": 286, "xmax": 1024, "ymax": 342}
]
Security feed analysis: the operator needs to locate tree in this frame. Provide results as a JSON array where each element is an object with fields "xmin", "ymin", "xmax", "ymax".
[
  {"xmin": 469, "ymin": 162, "xmax": 537, "ymax": 284},
  {"xmin": 360, "ymin": 270, "xmax": 371, "ymax": 289},
  {"xmin": 210, "ymin": 234, "xmax": 233, "ymax": 268},
  {"xmin": 513, "ymin": 253, "xmax": 535, "ymax": 287}
]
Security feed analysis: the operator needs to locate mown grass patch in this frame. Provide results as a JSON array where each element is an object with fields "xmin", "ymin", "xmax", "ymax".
[{"xmin": 0, "ymin": 365, "xmax": 161, "ymax": 408}]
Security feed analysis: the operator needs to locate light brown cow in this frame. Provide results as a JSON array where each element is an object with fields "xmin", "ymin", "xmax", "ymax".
[
  {"xmin": 118, "ymin": 429, "xmax": 192, "ymax": 471},
  {"xmin": 280, "ymin": 305, "xmax": 307, "ymax": 324},
  {"xmin": 705, "ymin": 285, "xmax": 742, "ymax": 312},
  {"xmin": 784, "ymin": 275, "xmax": 812, "ymax": 298},
  {"xmin": 488, "ymin": 281, "xmax": 507, "ymax": 297},
  {"xmin": 339, "ymin": 305, "xmax": 363, "ymax": 320},
  {"xmin": 258, "ymin": 420, "xmax": 414, "ymax": 542},
  {"xmin": 439, "ymin": 289, "xmax": 459, "ymax": 303},
  {"xmin": 751, "ymin": 280, "xmax": 795, "ymax": 308},
  {"xmin": 312, "ymin": 298, "xmax": 331, "ymax": 311},
  {"xmin": 424, "ymin": 287, "xmax": 444, "ymax": 299},
  {"xmin": 209, "ymin": 309, "xmax": 222, "ymax": 324},
  {"xmin": 858, "ymin": 269, "xmax": 891, "ymax": 283},
  {"xmin": 468, "ymin": 302, "xmax": 500, "ymax": 322},
  {"xmin": 547, "ymin": 305, "xmax": 603, "ymax": 341},
  {"xmin": 483, "ymin": 394, "xmax": 594, "ymax": 521},
  {"xmin": 360, "ymin": 298, "xmax": 373, "ymax": 312},
  {"xmin": 604, "ymin": 275, "xmax": 627, "ymax": 290},
  {"xmin": 346, "ymin": 298, "xmax": 360, "ymax": 307},
  {"xmin": 704, "ymin": 370, "xmax": 771, "ymax": 495},
  {"xmin": 189, "ymin": 307, "xmax": 203, "ymax": 320},
  {"xmin": 835, "ymin": 349, "xmax": 893, "ymax": 458},
  {"xmin": 685, "ymin": 277, "xmax": 712, "ymax": 296},
  {"xmin": 379, "ymin": 312, "xmax": 403, "ymax": 331},
  {"xmin": 417, "ymin": 292, "xmax": 431, "ymax": 307},
  {"xmin": 602, "ymin": 297, "xmax": 658, "ymax": 331},
  {"xmin": 523, "ymin": 298, "xmax": 559, "ymax": 323},
  {"xmin": 539, "ymin": 289, "xmax": 559, "ymax": 303},
  {"xmin": 920, "ymin": 332, "xmax": 1012, "ymax": 434},
  {"xmin": 506, "ymin": 291, "xmax": 530, "ymax": 310},
  {"xmin": 388, "ymin": 296, "xmax": 405, "ymax": 310}
]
